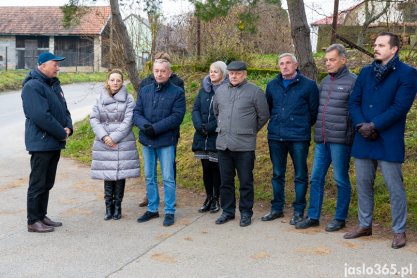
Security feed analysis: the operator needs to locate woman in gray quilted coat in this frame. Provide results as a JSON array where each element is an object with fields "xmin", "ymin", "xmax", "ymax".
[{"xmin": 90, "ymin": 69, "xmax": 140, "ymax": 220}]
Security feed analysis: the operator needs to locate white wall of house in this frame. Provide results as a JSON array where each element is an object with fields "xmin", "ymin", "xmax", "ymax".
[
  {"xmin": 355, "ymin": 2, "xmax": 403, "ymax": 25},
  {"xmin": 124, "ymin": 15, "xmax": 152, "ymax": 70},
  {"xmin": 0, "ymin": 36, "xmax": 16, "ymax": 70}
]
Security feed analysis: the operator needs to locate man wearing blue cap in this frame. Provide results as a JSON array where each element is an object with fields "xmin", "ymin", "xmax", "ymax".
[{"xmin": 21, "ymin": 52, "xmax": 73, "ymax": 233}]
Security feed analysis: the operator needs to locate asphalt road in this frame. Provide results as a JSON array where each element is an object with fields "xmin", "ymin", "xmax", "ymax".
[{"xmin": 0, "ymin": 83, "xmax": 416, "ymax": 277}]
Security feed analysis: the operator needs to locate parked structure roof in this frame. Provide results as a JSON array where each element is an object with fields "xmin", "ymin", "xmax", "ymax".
[{"xmin": 0, "ymin": 6, "xmax": 111, "ymax": 36}]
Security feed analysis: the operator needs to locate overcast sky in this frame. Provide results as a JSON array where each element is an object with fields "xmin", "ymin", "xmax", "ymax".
[{"xmin": 0, "ymin": 0, "xmax": 359, "ymax": 23}]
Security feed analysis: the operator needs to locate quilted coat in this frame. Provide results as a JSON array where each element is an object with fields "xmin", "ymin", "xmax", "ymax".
[{"xmin": 90, "ymin": 86, "xmax": 140, "ymax": 180}]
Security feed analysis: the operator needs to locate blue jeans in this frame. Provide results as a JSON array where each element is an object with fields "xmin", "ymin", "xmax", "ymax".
[
  {"xmin": 269, "ymin": 140, "xmax": 310, "ymax": 215},
  {"xmin": 307, "ymin": 143, "xmax": 352, "ymax": 221},
  {"xmin": 142, "ymin": 145, "xmax": 176, "ymax": 214}
]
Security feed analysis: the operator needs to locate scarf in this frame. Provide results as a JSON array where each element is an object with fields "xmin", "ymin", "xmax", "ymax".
[{"xmin": 372, "ymin": 54, "xmax": 399, "ymax": 82}]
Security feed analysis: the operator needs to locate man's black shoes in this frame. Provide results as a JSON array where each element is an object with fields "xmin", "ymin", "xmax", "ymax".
[
  {"xmin": 325, "ymin": 219, "xmax": 345, "ymax": 232},
  {"xmin": 137, "ymin": 211, "xmax": 159, "ymax": 223},
  {"xmin": 240, "ymin": 215, "xmax": 252, "ymax": 227},
  {"xmin": 295, "ymin": 217, "xmax": 320, "ymax": 229},
  {"xmin": 261, "ymin": 211, "xmax": 284, "ymax": 221},
  {"xmin": 215, "ymin": 214, "xmax": 235, "ymax": 225}
]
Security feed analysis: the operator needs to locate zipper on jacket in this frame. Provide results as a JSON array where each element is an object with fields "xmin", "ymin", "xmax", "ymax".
[
  {"xmin": 205, "ymin": 96, "xmax": 214, "ymax": 150},
  {"xmin": 321, "ymin": 75, "xmax": 334, "ymax": 144}
]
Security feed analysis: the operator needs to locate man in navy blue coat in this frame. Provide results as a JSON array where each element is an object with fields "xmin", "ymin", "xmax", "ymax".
[
  {"xmin": 345, "ymin": 32, "xmax": 417, "ymax": 249},
  {"xmin": 133, "ymin": 59, "xmax": 186, "ymax": 227},
  {"xmin": 22, "ymin": 52, "xmax": 73, "ymax": 233}
]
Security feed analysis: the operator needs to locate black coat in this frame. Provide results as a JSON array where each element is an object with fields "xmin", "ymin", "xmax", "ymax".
[{"xmin": 191, "ymin": 86, "xmax": 217, "ymax": 152}]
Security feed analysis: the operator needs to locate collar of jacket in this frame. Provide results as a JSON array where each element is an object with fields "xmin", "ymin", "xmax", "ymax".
[
  {"xmin": 202, "ymin": 74, "xmax": 229, "ymax": 92},
  {"xmin": 329, "ymin": 65, "xmax": 349, "ymax": 79},
  {"xmin": 34, "ymin": 67, "xmax": 59, "ymax": 86},
  {"xmin": 228, "ymin": 79, "xmax": 247, "ymax": 88},
  {"xmin": 103, "ymin": 86, "xmax": 127, "ymax": 104},
  {"xmin": 277, "ymin": 70, "xmax": 300, "ymax": 86},
  {"xmin": 154, "ymin": 80, "xmax": 170, "ymax": 91}
]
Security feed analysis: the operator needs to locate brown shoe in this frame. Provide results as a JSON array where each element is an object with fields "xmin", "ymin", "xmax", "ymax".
[
  {"xmin": 28, "ymin": 221, "xmax": 54, "ymax": 233},
  {"xmin": 41, "ymin": 216, "xmax": 62, "ymax": 227},
  {"xmin": 343, "ymin": 226, "xmax": 372, "ymax": 239},
  {"xmin": 392, "ymin": 232, "xmax": 406, "ymax": 249},
  {"xmin": 138, "ymin": 196, "xmax": 148, "ymax": 207}
]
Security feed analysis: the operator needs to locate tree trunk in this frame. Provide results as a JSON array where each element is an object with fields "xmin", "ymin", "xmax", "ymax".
[
  {"xmin": 287, "ymin": 0, "xmax": 318, "ymax": 80},
  {"xmin": 109, "ymin": 0, "xmax": 140, "ymax": 92}
]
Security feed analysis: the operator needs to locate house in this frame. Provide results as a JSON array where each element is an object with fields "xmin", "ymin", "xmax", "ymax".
[
  {"xmin": 0, "ymin": 6, "xmax": 111, "ymax": 71},
  {"xmin": 310, "ymin": 1, "xmax": 415, "ymax": 52},
  {"xmin": 123, "ymin": 14, "xmax": 152, "ymax": 70}
]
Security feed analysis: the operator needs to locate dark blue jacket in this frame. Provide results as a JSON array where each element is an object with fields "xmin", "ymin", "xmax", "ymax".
[
  {"xmin": 191, "ymin": 76, "xmax": 228, "ymax": 152},
  {"xmin": 266, "ymin": 73, "xmax": 319, "ymax": 141},
  {"xmin": 21, "ymin": 68, "xmax": 73, "ymax": 152},
  {"xmin": 349, "ymin": 59, "xmax": 417, "ymax": 163},
  {"xmin": 137, "ymin": 73, "xmax": 184, "ymax": 99},
  {"xmin": 133, "ymin": 81, "xmax": 186, "ymax": 148}
]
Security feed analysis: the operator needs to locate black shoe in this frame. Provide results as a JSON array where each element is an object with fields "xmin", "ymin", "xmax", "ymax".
[
  {"xmin": 163, "ymin": 214, "xmax": 175, "ymax": 226},
  {"xmin": 290, "ymin": 214, "xmax": 304, "ymax": 225},
  {"xmin": 240, "ymin": 215, "xmax": 252, "ymax": 227},
  {"xmin": 295, "ymin": 217, "xmax": 320, "ymax": 229},
  {"xmin": 215, "ymin": 213, "xmax": 235, "ymax": 225},
  {"xmin": 261, "ymin": 211, "xmax": 284, "ymax": 221},
  {"xmin": 198, "ymin": 197, "xmax": 212, "ymax": 213},
  {"xmin": 325, "ymin": 219, "xmax": 345, "ymax": 232},
  {"xmin": 137, "ymin": 211, "xmax": 159, "ymax": 223},
  {"xmin": 210, "ymin": 197, "xmax": 220, "ymax": 213}
]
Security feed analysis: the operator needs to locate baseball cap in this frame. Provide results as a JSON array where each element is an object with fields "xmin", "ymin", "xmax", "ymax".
[{"xmin": 38, "ymin": 52, "xmax": 65, "ymax": 65}]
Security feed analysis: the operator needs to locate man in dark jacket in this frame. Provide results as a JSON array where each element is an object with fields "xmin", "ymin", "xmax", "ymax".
[
  {"xmin": 137, "ymin": 52, "xmax": 184, "ymax": 208},
  {"xmin": 261, "ymin": 53, "xmax": 319, "ymax": 225},
  {"xmin": 344, "ymin": 32, "xmax": 417, "ymax": 249},
  {"xmin": 133, "ymin": 58, "xmax": 186, "ymax": 227},
  {"xmin": 296, "ymin": 44, "xmax": 356, "ymax": 232},
  {"xmin": 21, "ymin": 52, "xmax": 73, "ymax": 233},
  {"xmin": 213, "ymin": 61, "xmax": 269, "ymax": 227}
]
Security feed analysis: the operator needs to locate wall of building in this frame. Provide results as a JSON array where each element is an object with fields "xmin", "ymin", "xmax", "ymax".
[{"xmin": 0, "ymin": 36, "xmax": 16, "ymax": 70}]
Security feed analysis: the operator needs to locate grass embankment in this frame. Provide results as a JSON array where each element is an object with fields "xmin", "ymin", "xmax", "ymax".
[
  {"xmin": 0, "ymin": 70, "xmax": 106, "ymax": 92},
  {"xmin": 63, "ymin": 66, "xmax": 417, "ymax": 233}
]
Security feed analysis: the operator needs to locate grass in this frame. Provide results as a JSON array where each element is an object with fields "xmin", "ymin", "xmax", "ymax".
[
  {"xmin": 0, "ymin": 70, "xmax": 106, "ymax": 92},
  {"xmin": 59, "ymin": 65, "xmax": 417, "ymax": 234}
]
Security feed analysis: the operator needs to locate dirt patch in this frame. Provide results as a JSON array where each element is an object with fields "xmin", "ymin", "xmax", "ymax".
[
  {"xmin": 296, "ymin": 246, "xmax": 331, "ymax": 256},
  {"xmin": 251, "ymin": 251, "xmax": 270, "ymax": 260},
  {"xmin": 184, "ymin": 236, "xmax": 193, "ymax": 241},
  {"xmin": 155, "ymin": 233, "xmax": 172, "ymax": 240},
  {"xmin": 0, "ymin": 178, "xmax": 27, "ymax": 192},
  {"xmin": 151, "ymin": 252, "xmax": 176, "ymax": 264},
  {"xmin": 337, "ymin": 240, "xmax": 360, "ymax": 249}
]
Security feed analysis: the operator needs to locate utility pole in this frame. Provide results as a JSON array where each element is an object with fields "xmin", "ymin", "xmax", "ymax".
[{"xmin": 331, "ymin": 0, "xmax": 339, "ymax": 44}]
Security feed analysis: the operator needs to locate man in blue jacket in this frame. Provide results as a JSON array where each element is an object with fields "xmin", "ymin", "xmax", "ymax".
[
  {"xmin": 261, "ymin": 53, "xmax": 319, "ymax": 225},
  {"xmin": 344, "ymin": 32, "xmax": 417, "ymax": 249},
  {"xmin": 21, "ymin": 52, "xmax": 73, "ymax": 233},
  {"xmin": 133, "ymin": 59, "xmax": 186, "ymax": 227}
]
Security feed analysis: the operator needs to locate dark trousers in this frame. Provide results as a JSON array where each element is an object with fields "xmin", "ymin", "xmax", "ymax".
[
  {"xmin": 201, "ymin": 159, "xmax": 221, "ymax": 198},
  {"xmin": 218, "ymin": 149, "xmax": 255, "ymax": 217},
  {"xmin": 27, "ymin": 150, "xmax": 61, "ymax": 224}
]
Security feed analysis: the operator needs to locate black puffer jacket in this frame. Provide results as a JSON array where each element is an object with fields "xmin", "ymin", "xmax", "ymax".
[{"xmin": 314, "ymin": 66, "xmax": 357, "ymax": 145}]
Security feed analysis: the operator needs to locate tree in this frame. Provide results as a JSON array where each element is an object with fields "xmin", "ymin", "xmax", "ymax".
[
  {"xmin": 109, "ymin": 0, "xmax": 140, "ymax": 91},
  {"xmin": 62, "ymin": 0, "xmax": 140, "ymax": 91},
  {"xmin": 287, "ymin": 0, "xmax": 318, "ymax": 80},
  {"xmin": 357, "ymin": 0, "xmax": 391, "ymax": 46}
]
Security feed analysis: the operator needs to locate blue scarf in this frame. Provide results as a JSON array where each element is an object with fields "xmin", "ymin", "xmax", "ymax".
[{"xmin": 372, "ymin": 54, "xmax": 399, "ymax": 82}]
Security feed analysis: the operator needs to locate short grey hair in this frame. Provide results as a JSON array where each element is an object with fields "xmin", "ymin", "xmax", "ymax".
[
  {"xmin": 153, "ymin": 58, "xmax": 172, "ymax": 70},
  {"xmin": 325, "ymin": 44, "xmax": 347, "ymax": 58},
  {"xmin": 279, "ymin": 53, "xmax": 298, "ymax": 63},
  {"xmin": 210, "ymin": 61, "xmax": 228, "ymax": 78}
]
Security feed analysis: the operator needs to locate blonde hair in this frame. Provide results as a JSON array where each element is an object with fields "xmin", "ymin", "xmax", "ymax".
[
  {"xmin": 210, "ymin": 61, "xmax": 228, "ymax": 80},
  {"xmin": 105, "ymin": 69, "xmax": 124, "ymax": 94}
]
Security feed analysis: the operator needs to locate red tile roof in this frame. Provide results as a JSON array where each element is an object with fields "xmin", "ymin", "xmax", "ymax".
[
  {"xmin": 0, "ymin": 6, "xmax": 111, "ymax": 35},
  {"xmin": 311, "ymin": 2, "xmax": 363, "ymax": 26}
]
